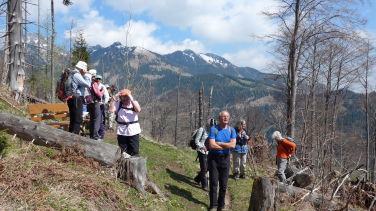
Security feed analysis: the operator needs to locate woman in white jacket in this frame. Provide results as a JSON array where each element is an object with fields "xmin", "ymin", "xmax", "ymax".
[{"xmin": 193, "ymin": 118, "xmax": 217, "ymax": 190}]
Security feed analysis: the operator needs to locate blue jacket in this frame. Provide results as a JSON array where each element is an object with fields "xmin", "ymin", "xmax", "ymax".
[
  {"xmin": 72, "ymin": 69, "xmax": 91, "ymax": 96},
  {"xmin": 232, "ymin": 130, "xmax": 249, "ymax": 154}
]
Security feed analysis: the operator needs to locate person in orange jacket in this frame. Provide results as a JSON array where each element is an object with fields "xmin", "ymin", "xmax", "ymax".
[{"xmin": 272, "ymin": 131, "xmax": 296, "ymax": 183}]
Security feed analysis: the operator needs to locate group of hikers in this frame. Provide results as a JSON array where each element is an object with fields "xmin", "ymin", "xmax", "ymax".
[
  {"xmin": 62, "ymin": 61, "xmax": 296, "ymax": 211},
  {"xmin": 191, "ymin": 111, "xmax": 296, "ymax": 210},
  {"xmin": 61, "ymin": 60, "xmax": 142, "ymax": 158}
]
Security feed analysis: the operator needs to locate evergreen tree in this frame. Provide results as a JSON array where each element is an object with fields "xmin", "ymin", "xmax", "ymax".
[{"xmin": 71, "ymin": 32, "xmax": 89, "ymax": 66}]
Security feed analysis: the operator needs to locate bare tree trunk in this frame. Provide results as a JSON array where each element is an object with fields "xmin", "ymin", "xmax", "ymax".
[
  {"xmin": 285, "ymin": 0, "xmax": 300, "ymax": 138},
  {"xmin": 198, "ymin": 85, "xmax": 203, "ymax": 127},
  {"xmin": 7, "ymin": 0, "xmax": 25, "ymax": 94},
  {"xmin": 50, "ymin": 0, "xmax": 56, "ymax": 102},
  {"xmin": 364, "ymin": 40, "xmax": 371, "ymax": 180},
  {"xmin": 174, "ymin": 74, "xmax": 180, "ymax": 146},
  {"xmin": 208, "ymin": 86, "xmax": 213, "ymax": 118}
]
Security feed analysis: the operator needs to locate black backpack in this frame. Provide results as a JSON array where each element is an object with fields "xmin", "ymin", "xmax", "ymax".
[
  {"xmin": 57, "ymin": 69, "xmax": 75, "ymax": 102},
  {"xmin": 188, "ymin": 128, "xmax": 204, "ymax": 150}
]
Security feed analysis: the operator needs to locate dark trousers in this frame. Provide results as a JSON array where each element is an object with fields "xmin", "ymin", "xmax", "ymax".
[
  {"xmin": 87, "ymin": 102, "xmax": 101, "ymax": 139},
  {"xmin": 67, "ymin": 96, "xmax": 83, "ymax": 134},
  {"xmin": 195, "ymin": 152, "xmax": 208, "ymax": 187},
  {"xmin": 118, "ymin": 134, "xmax": 140, "ymax": 156},
  {"xmin": 98, "ymin": 104, "xmax": 105, "ymax": 137},
  {"xmin": 208, "ymin": 152, "xmax": 230, "ymax": 209}
]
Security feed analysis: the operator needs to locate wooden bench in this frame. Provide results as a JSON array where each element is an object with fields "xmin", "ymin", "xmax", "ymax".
[{"xmin": 28, "ymin": 103, "xmax": 70, "ymax": 130}]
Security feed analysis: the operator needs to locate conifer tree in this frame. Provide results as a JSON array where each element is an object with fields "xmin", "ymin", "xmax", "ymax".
[{"xmin": 71, "ymin": 32, "xmax": 89, "ymax": 66}]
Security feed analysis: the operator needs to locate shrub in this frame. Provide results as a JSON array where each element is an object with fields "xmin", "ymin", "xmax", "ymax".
[{"xmin": 0, "ymin": 130, "xmax": 9, "ymax": 158}]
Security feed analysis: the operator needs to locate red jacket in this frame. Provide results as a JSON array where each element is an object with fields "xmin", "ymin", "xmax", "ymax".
[{"xmin": 276, "ymin": 139, "xmax": 296, "ymax": 159}]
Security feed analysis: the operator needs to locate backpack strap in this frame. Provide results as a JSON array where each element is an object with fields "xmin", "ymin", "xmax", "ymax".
[{"xmin": 115, "ymin": 101, "xmax": 137, "ymax": 125}]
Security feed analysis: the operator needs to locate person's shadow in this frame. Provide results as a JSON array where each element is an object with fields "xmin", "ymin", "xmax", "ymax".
[
  {"xmin": 165, "ymin": 168, "xmax": 207, "ymax": 207},
  {"xmin": 166, "ymin": 168, "xmax": 197, "ymax": 186}
]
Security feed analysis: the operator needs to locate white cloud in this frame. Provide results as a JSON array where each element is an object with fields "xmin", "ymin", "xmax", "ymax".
[
  {"xmin": 104, "ymin": 0, "xmax": 277, "ymax": 43},
  {"xmin": 27, "ymin": 0, "xmax": 95, "ymax": 21},
  {"xmin": 66, "ymin": 10, "xmax": 206, "ymax": 54},
  {"xmin": 222, "ymin": 46, "xmax": 271, "ymax": 70}
]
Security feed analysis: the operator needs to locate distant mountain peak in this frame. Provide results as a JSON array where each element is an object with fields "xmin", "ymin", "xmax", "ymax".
[
  {"xmin": 199, "ymin": 53, "xmax": 232, "ymax": 68},
  {"xmin": 110, "ymin": 42, "xmax": 123, "ymax": 48}
]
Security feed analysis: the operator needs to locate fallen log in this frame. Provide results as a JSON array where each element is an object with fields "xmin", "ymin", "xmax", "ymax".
[
  {"xmin": 0, "ymin": 111, "xmax": 163, "ymax": 196},
  {"xmin": 249, "ymin": 177, "xmax": 357, "ymax": 211}
]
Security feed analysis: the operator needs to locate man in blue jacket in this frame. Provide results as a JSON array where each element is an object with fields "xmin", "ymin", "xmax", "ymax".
[{"xmin": 208, "ymin": 110, "xmax": 236, "ymax": 211}]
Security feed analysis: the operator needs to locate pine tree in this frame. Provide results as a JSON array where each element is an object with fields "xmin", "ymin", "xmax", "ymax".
[{"xmin": 71, "ymin": 32, "xmax": 89, "ymax": 66}]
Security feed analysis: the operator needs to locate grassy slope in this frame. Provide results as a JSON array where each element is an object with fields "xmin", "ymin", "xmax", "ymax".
[
  {"xmin": 0, "ymin": 95, "xmax": 258, "ymax": 210},
  {"xmin": 1, "ymin": 132, "xmax": 260, "ymax": 211}
]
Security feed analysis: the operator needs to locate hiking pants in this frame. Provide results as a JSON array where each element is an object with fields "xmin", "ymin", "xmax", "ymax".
[
  {"xmin": 208, "ymin": 152, "xmax": 230, "ymax": 209},
  {"xmin": 232, "ymin": 152, "xmax": 247, "ymax": 176},
  {"xmin": 118, "ymin": 134, "xmax": 140, "ymax": 156},
  {"xmin": 88, "ymin": 102, "xmax": 101, "ymax": 139},
  {"xmin": 68, "ymin": 95, "xmax": 83, "ymax": 134},
  {"xmin": 196, "ymin": 152, "xmax": 208, "ymax": 187},
  {"xmin": 98, "ymin": 104, "xmax": 105, "ymax": 137},
  {"xmin": 276, "ymin": 157, "xmax": 293, "ymax": 183}
]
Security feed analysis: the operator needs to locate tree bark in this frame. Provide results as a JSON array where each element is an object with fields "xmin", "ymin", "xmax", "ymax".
[
  {"xmin": 249, "ymin": 177, "xmax": 356, "ymax": 211},
  {"xmin": 7, "ymin": 0, "xmax": 25, "ymax": 92}
]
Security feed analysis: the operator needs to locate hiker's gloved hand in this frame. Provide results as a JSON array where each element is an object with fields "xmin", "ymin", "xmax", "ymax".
[{"xmin": 128, "ymin": 94, "xmax": 134, "ymax": 102}]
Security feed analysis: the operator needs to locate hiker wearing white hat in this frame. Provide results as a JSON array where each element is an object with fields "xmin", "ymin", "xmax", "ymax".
[{"xmin": 67, "ymin": 61, "xmax": 91, "ymax": 134}]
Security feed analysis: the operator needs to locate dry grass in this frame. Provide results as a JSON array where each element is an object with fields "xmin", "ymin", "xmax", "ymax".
[{"xmin": 0, "ymin": 142, "xmax": 135, "ymax": 210}]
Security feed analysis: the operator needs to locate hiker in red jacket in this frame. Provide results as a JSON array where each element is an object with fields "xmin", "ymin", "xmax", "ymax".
[{"xmin": 272, "ymin": 131, "xmax": 296, "ymax": 183}]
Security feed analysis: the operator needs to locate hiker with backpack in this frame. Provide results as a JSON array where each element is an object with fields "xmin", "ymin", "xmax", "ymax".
[
  {"xmin": 272, "ymin": 131, "xmax": 296, "ymax": 183},
  {"xmin": 232, "ymin": 120, "xmax": 250, "ymax": 179},
  {"xmin": 86, "ymin": 74, "xmax": 105, "ymax": 140},
  {"xmin": 98, "ymin": 81, "xmax": 110, "ymax": 139},
  {"xmin": 192, "ymin": 118, "xmax": 217, "ymax": 191},
  {"xmin": 109, "ymin": 89, "xmax": 141, "ymax": 158},
  {"xmin": 67, "ymin": 61, "xmax": 91, "ymax": 134},
  {"xmin": 207, "ymin": 110, "xmax": 236, "ymax": 211}
]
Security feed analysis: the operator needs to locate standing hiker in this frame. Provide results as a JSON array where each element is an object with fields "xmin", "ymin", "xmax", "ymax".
[
  {"xmin": 272, "ymin": 131, "xmax": 296, "ymax": 183},
  {"xmin": 87, "ymin": 75, "xmax": 104, "ymax": 140},
  {"xmin": 207, "ymin": 110, "xmax": 236, "ymax": 211},
  {"xmin": 68, "ymin": 61, "xmax": 91, "ymax": 134},
  {"xmin": 97, "ymin": 79, "xmax": 109, "ymax": 139},
  {"xmin": 109, "ymin": 89, "xmax": 141, "ymax": 158},
  {"xmin": 193, "ymin": 118, "xmax": 217, "ymax": 191},
  {"xmin": 232, "ymin": 120, "xmax": 250, "ymax": 179}
]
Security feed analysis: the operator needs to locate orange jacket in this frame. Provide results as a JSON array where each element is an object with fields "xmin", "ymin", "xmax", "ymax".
[{"xmin": 276, "ymin": 139, "xmax": 296, "ymax": 159}]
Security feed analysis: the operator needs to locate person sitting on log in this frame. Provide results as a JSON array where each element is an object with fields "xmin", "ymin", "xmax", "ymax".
[
  {"xmin": 272, "ymin": 131, "xmax": 296, "ymax": 183},
  {"xmin": 109, "ymin": 89, "xmax": 141, "ymax": 158}
]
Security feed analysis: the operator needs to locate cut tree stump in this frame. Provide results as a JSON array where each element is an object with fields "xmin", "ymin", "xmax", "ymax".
[
  {"xmin": 0, "ymin": 111, "xmax": 163, "ymax": 196},
  {"xmin": 248, "ymin": 177, "xmax": 357, "ymax": 211}
]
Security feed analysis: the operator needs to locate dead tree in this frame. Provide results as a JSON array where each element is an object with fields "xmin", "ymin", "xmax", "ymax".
[
  {"xmin": 174, "ymin": 74, "xmax": 180, "ymax": 146},
  {"xmin": 7, "ymin": 0, "xmax": 25, "ymax": 98},
  {"xmin": 198, "ymin": 85, "xmax": 203, "ymax": 127}
]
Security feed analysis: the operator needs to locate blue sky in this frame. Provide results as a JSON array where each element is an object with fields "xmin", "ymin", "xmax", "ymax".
[{"xmin": 25, "ymin": 0, "xmax": 376, "ymax": 81}]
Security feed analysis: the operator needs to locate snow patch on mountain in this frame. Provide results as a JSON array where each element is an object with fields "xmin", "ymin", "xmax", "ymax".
[
  {"xmin": 200, "ymin": 53, "xmax": 228, "ymax": 68},
  {"xmin": 183, "ymin": 51, "xmax": 195, "ymax": 61}
]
